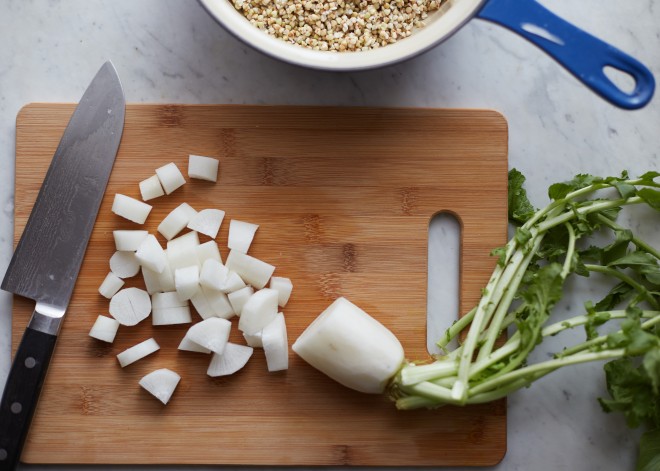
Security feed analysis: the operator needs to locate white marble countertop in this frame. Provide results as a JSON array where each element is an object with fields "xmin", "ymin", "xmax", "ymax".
[{"xmin": 1, "ymin": 1, "xmax": 659, "ymax": 470}]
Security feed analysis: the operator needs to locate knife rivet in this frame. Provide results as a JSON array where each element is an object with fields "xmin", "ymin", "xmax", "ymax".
[
  {"xmin": 10, "ymin": 402, "xmax": 22, "ymax": 414},
  {"xmin": 24, "ymin": 357, "xmax": 37, "ymax": 369},
  {"xmin": 0, "ymin": 448, "xmax": 8, "ymax": 460}
]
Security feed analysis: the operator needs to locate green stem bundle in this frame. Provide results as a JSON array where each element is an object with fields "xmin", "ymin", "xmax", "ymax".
[{"xmin": 390, "ymin": 171, "xmax": 660, "ymax": 467}]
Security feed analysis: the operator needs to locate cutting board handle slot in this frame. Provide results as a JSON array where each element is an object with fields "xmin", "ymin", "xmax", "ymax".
[{"xmin": 427, "ymin": 211, "xmax": 461, "ymax": 355}]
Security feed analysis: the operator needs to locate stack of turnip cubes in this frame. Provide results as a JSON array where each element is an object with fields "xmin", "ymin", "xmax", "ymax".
[{"xmin": 91, "ymin": 155, "xmax": 292, "ymax": 405}]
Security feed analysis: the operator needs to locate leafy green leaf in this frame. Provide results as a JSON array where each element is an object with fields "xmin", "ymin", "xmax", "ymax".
[
  {"xmin": 595, "ymin": 282, "xmax": 634, "ymax": 311},
  {"xmin": 597, "ymin": 171, "xmax": 635, "ymax": 198},
  {"xmin": 573, "ymin": 255, "xmax": 590, "ymax": 277},
  {"xmin": 615, "ymin": 308, "xmax": 660, "ymax": 356},
  {"xmin": 643, "ymin": 349, "xmax": 660, "ymax": 394},
  {"xmin": 637, "ymin": 428, "xmax": 660, "ymax": 471},
  {"xmin": 639, "ymin": 171, "xmax": 660, "ymax": 185},
  {"xmin": 548, "ymin": 183, "xmax": 571, "ymax": 201},
  {"xmin": 548, "ymin": 174, "xmax": 601, "ymax": 200},
  {"xmin": 508, "ymin": 169, "xmax": 536, "ymax": 224},
  {"xmin": 537, "ymin": 225, "xmax": 570, "ymax": 263},
  {"xmin": 638, "ymin": 188, "xmax": 660, "ymax": 211},
  {"xmin": 520, "ymin": 263, "xmax": 565, "ymax": 315},
  {"xmin": 579, "ymin": 246, "xmax": 603, "ymax": 263},
  {"xmin": 598, "ymin": 170, "xmax": 630, "ymax": 183},
  {"xmin": 646, "ymin": 273, "xmax": 660, "ymax": 286},
  {"xmin": 609, "ymin": 252, "xmax": 659, "ymax": 268},
  {"xmin": 600, "ymin": 205, "xmax": 623, "ymax": 221},
  {"xmin": 608, "ymin": 251, "xmax": 660, "ymax": 286},
  {"xmin": 504, "ymin": 264, "xmax": 565, "ymax": 372},
  {"xmin": 625, "ymin": 326, "xmax": 659, "ymax": 357},
  {"xmin": 490, "ymin": 246, "xmax": 507, "ymax": 267},
  {"xmin": 601, "ymin": 228, "xmax": 632, "ymax": 266},
  {"xmin": 520, "ymin": 262, "xmax": 540, "ymax": 286},
  {"xmin": 614, "ymin": 182, "xmax": 637, "ymax": 199},
  {"xmin": 599, "ymin": 357, "xmax": 660, "ymax": 429}
]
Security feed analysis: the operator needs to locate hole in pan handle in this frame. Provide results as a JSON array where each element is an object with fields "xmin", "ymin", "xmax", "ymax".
[{"xmin": 475, "ymin": 0, "xmax": 656, "ymax": 110}]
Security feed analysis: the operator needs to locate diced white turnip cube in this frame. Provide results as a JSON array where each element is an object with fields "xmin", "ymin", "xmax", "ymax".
[
  {"xmin": 178, "ymin": 334, "xmax": 211, "ymax": 353},
  {"xmin": 99, "ymin": 272, "xmax": 124, "ymax": 299},
  {"xmin": 139, "ymin": 175, "xmax": 165, "ymax": 201},
  {"xmin": 157, "ymin": 253, "xmax": 176, "ymax": 291},
  {"xmin": 109, "ymin": 251, "xmax": 140, "ymax": 278},
  {"xmin": 152, "ymin": 305, "xmax": 191, "ymax": 325},
  {"xmin": 199, "ymin": 260, "xmax": 244, "ymax": 294},
  {"xmin": 109, "ymin": 287, "xmax": 152, "ymax": 326},
  {"xmin": 228, "ymin": 220, "xmax": 259, "ymax": 254},
  {"xmin": 158, "ymin": 203, "xmax": 197, "ymax": 240},
  {"xmin": 167, "ymin": 232, "xmax": 201, "ymax": 271},
  {"xmin": 187, "ymin": 209, "xmax": 225, "ymax": 239},
  {"xmin": 89, "ymin": 315, "xmax": 120, "ymax": 343},
  {"xmin": 152, "ymin": 292, "xmax": 191, "ymax": 325},
  {"xmin": 207, "ymin": 343, "xmax": 254, "ymax": 377},
  {"xmin": 190, "ymin": 290, "xmax": 216, "ymax": 320},
  {"xmin": 175, "ymin": 265, "xmax": 200, "ymax": 301},
  {"xmin": 152, "ymin": 291, "xmax": 187, "ymax": 309},
  {"xmin": 136, "ymin": 234, "xmax": 167, "ymax": 273},
  {"xmin": 139, "ymin": 368, "xmax": 180, "ymax": 404},
  {"xmin": 113, "ymin": 230, "xmax": 148, "ymax": 251},
  {"xmin": 141, "ymin": 266, "xmax": 162, "ymax": 295},
  {"xmin": 243, "ymin": 330, "xmax": 263, "ymax": 348},
  {"xmin": 262, "ymin": 313, "xmax": 288, "ymax": 372},
  {"xmin": 185, "ymin": 317, "xmax": 232, "ymax": 355},
  {"xmin": 220, "ymin": 271, "xmax": 246, "ymax": 294},
  {"xmin": 112, "ymin": 194, "xmax": 152, "ymax": 224},
  {"xmin": 203, "ymin": 286, "xmax": 235, "ymax": 319},
  {"xmin": 196, "ymin": 240, "xmax": 222, "ymax": 265},
  {"xmin": 199, "ymin": 258, "xmax": 228, "ymax": 291},
  {"xmin": 238, "ymin": 288, "xmax": 278, "ymax": 335},
  {"xmin": 117, "ymin": 338, "xmax": 160, "ymax": 367},
  {"xmin": 225, "ymin": 250, "xmax": 275, "ymax": 289},
  {"xmin": 155, "ymin": 162, "xmax": 186, "ymax": 195},
  {"xmin": 188, "ymin": 154, "xmax": 219, "ymax": 182},
  {"xmin": 168, "ymin": 230, "xmax": 200, "ymax": 249},
  {"xmin": 228, "ymin": 286, "xmax": 254, "ymax": 316},
  {"xmin": 269, "ymin": 276, "xmax": 293, "ymax": 307}
]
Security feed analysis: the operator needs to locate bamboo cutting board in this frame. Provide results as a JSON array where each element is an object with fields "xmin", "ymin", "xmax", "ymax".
[{"xmin": 13, "ymin": 104, "xmax": 508, "ymax": 466}]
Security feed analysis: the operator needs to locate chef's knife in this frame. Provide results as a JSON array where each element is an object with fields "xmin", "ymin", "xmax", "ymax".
[{"xmin": 0, "ymin": 61, "xmax": 125, "ymax": 470}]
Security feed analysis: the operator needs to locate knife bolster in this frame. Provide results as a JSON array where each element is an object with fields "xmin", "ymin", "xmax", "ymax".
[{"xmin": 28, "ymin": 306, "xmax": 65, "ymax": 336}]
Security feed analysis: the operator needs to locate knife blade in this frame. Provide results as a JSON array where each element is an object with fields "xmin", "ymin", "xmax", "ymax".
[{"xmin": 0, "ymin": 61, "xmax": 125, "ymax": 471}]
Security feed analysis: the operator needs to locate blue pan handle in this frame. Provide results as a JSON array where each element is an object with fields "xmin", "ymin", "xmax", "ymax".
[{"xmin": 476, "ymin": 0, "xmax": 655, "ymax": 110}]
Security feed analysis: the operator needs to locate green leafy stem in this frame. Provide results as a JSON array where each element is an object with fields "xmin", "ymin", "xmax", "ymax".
[{"xmin": 389, "ymin": 170, "xmax": 660, "ymax": 470}]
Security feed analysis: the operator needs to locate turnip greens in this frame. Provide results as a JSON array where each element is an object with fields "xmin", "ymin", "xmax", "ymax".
[{"xmin": 390, "ymin": 170, "xmax": 660, "ymax": 470}]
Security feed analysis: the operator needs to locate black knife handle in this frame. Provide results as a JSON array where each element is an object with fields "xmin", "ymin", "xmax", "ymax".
[{"xmin": 0, "ymin": 318, "xmax": 58, "ymax": 471}]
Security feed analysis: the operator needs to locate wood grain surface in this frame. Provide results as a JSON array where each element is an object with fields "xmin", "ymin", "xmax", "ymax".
[{"xmin": 13, "ymin": 104, "xmax": 508, "ymax": 466}]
